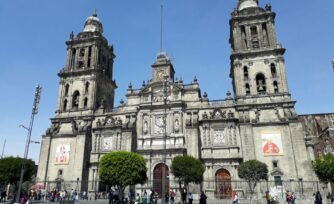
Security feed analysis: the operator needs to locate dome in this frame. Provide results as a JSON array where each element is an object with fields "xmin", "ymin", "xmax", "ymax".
[
  {"xmin": 238, "ymin": 0, "xmax": 259, "ymax": 11},
  {"xmin": 83, "ymin": 11, "xmax": 103, "ymax": 33}
]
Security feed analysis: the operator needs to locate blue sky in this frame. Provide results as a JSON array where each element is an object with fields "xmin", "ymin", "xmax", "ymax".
[{"xmin": 0, "ymin": 0, "xmax": 333, "ymax": 163}]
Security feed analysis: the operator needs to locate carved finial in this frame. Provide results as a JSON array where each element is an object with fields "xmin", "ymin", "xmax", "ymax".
[
  {"xmin": 128, "ymin": 82, "xmax": 132, "ymax": 89},
  {"xmin": 70, "ymin": 31, "xmax": 74, "ymax": 40},
  {"xmin": 93, "ymin": 9, "xmax": 97, "ymax": 17},
  {"xmin": 203, "ymin": 92, "xmax": 208, "ymax": 98},
  {"xmin": 265, "ymin": 4, "xmax": 272, "ymax": 11}
]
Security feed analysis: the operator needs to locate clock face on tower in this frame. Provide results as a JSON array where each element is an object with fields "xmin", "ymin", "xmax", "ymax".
[{"xmin": 157, "ymin": 70, "xmax": 166, "ymax": 81}]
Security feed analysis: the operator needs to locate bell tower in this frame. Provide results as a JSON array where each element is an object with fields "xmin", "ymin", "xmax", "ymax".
[
  {"xmin": 230, "ymin": 0, "xmax": 290, "ymax": 101},
  {"xmin": 56, "ymin": 12, "xmax": 117, "ymax": 115}
]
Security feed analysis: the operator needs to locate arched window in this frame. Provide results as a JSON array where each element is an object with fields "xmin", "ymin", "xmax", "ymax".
[
  {"xmin": 64, "ymin": 84, "xmax": 70, "ymax": 96},
  {"xmin": 271, "ymin": 63, "xmax": 277, "ymax": 77},
  {"xmin": 273, "ymin": 81, "xmax": 279, "ymax": 93},
  {"xmin": 256, "ymin": 73, "xmax": 266, "ymax": 94},
  {"xmin": 63, "ymin": 99, "xmax": 67, "ymax": 111},
  {"xmin": 85, "ymin": 82, "xmax": 90, "ymax": 93},
  {"xmin": 245, "ymin": 83, "xmax": 250, "ymax": 95},
  {"xmin": 84, "ymin": 97, "xmax": 88, "ymax": 108},
  {"xmin": 72, "ymin": 91, "xmax": 80, "ymax": 109},
  {"xmin": 251, "ymin": 26, "xmax": 259, "ymax": 48},
  {"xmin": 243, "ymin": 66, "xmax": 249, "ymax": 79}
]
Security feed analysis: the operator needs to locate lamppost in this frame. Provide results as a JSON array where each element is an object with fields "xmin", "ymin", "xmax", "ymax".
[
  {"xmin": 161, "ymin": 75, "xmax": 169, "ymax": 204},
  {"xmin": 16, "ymin": 84, "xmax": 42, "ymax": 202},
  {"xmin": 332, "ymin": 59, "xmax": 334, "ymax": 71}
]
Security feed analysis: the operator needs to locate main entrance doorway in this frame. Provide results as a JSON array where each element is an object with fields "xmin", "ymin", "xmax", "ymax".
[
  {"xmin": 153, "ymin": 163, "xmax": 170, "ymax": 197},
  {"xmin": 215, "ymin": 168, "xmax": 232, "ymax": 199}
]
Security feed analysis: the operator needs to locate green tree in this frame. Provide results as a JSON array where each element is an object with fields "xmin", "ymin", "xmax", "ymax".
[
  {"xmin": 313, "ymin": 154, "xmax": 334, "ymax": 183},
  {"xmin": 99, "ymin": 151, "xmax": 147, "ymax": 199},
  {"xmin": 171, "ymin": 155, "xmax": 205, "ymax": 190},
  {"xmin": 238, "ymin": 160, "xmax": 268, "ymax": 195},
  {"xmin": 0, "ymin": 157, "xmax": 37, "ymax": 191}
]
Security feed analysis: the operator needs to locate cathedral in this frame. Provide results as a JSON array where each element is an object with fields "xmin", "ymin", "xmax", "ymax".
[{"xmin": 37, "ymin": 0, "xmax": 334, "ymax": 200}]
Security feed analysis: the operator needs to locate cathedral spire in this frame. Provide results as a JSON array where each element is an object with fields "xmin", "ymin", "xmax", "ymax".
[{"xmin": 238, "ymin": 0, "xmax": 259, "ymax": 11}]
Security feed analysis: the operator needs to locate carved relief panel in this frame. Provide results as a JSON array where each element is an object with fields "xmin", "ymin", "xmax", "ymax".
[
  {"xmin": 154, "ymin": 115, "xmax": 165, "ymax": 134},
  {"xmin": 213, "ymin": 129, "xmax": 226, "ymax": 145}
]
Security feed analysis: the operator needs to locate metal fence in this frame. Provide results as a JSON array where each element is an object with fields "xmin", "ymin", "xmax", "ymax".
[{"xmin": 8, "ymin": 179, "xmax": 327, "ymax": 204}]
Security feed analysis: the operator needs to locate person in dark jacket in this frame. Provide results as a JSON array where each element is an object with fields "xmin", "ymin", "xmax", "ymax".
[
  {"xmin": 199, "ymin": 191, "xmax": 207, "ymax": 204},
  {"xmin": 315, "ymin": 191, "xmax": 323, "ymax": 204}
]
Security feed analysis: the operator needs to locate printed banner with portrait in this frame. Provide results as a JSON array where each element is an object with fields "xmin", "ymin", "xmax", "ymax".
[
  {"xmin": 261, "ymin": 132, "xmax": 283, "ymax": 156},
  {"xmin": 55, "ymin": 144, "xmax": 70, "ymax": 164}
]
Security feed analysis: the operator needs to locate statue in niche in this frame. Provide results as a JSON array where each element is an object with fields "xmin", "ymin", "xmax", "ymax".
[
  {"xmin": 143, "ymin": 120, "xmax": 148, "ymax": 134},
  {"xmin": 202, "ymin": 112, "xmax": 209, "ymax": 120},
  {"xmin": 324, "ymin": 139, "xmax": 333, "ymax": 154},
  {"xmin": 174, "ymin": 119, "xmax": 180, "ymax": 133},
  {"xmin": 96, "ymin": 119, "xmax": 102, "ymax": 127},
  {"xmin": 115, "ymin": 118, "xmax": 122, "ymax": 126},
  {"xmin": 106, "ymin": 117, "xmax": 113, "ymax": 126}
]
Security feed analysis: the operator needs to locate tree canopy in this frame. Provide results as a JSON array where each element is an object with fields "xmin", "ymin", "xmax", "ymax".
[
  {"xmin": 171, "ymin": 155, "xmax": 205, "ymax": 187},
  {"xmin": 238, "ymin": 160, "xmax": 268, "ymax": 194},
  {"xmin": 0, "ymin": 157, "xmax": 37, "ymax": 186},
  {"xmin": 99, "ymin": 151, "xmax": 147, "ymax": 197},
  {"xmin": 313, "ymin": 154, "xmax": 334, "ymax": 183}
]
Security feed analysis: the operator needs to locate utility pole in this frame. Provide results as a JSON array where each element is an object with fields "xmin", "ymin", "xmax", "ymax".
[
  {"xmin": 1, "ymin": 139, "xmax": 6, "ymax": 158},
  {"xmin": 16, "ymin": 85, "xmax": 42, "ymax": 202},
  {"xmin": 161, "ymin": 75, "xmax": 169, "ymax": 204}
]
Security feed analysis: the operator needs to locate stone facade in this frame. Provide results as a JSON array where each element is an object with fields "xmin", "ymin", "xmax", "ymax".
[{"xmin": 37, "ymin": 0, "xmax": 331, "ymax": 200}]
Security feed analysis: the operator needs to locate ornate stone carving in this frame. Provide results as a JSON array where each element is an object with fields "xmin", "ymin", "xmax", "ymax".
[
  {"xmin": 101, "ymin": 116, "xmax": 122, "ymax": 127},
  {"xmin": 213, "ymin": 129, "xmax": 225, "ymax": 145},
  {"xmin": 154, "ymin": 116, "xmax": 165, "ymax": 134},
  {"xmin": 102, "ymin": 135, "xmax": 113, "ymax": 150},
  {"xmin": 228, "ymin": 110, "xmax": 234, "ymax": 118},
  {"xmin": 46, "ymin": 122, "xmax": 61, "ymax": 135},
  {"xmin": 212, "ymin": 109, "xmax": 226, "ymax": 120},
  {"xmin": 265, "ymin": 4, "xmax": 272, "ymax": 11}
]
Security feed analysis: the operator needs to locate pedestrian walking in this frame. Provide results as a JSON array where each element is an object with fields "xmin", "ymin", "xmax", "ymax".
[
  {"xmin": 181, "ymin": 187, "xmax": 187, "ymax": 204},
  {"xmin": 199, "ymin": 191, "xmax": 207, "ymax": 204},
  {"xmin": 188, "ymin": 192, "xmax": 193, "ymax": 204},
  {"xmin": 232, "ymin": 191, "xmax": 239, "ymax": 204},
  {"xmin": 142, "ymin": 190, "xmax": 148, "ymax": 204},
  {"xmin": 315, "ymin": 191, "xmax": 323, "ymax": 204}
]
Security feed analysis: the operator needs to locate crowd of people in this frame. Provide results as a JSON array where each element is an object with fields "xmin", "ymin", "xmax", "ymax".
[{"xmin": 107, "ymin": 188, "xmax": 207, "ymax": 204}]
